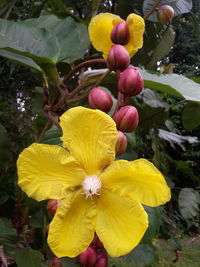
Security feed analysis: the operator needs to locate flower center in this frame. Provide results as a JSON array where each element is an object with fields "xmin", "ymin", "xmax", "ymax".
[{"xmin": 82, "ymin": 175, "xmax": 102, "ymax": 199}]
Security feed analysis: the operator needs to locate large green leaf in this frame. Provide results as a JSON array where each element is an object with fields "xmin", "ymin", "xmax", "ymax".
[
  {"xmin": 178, "ymin": 188, "xmax": 200, "ymax": 219},
  {"xmin": 140, "ymin": 69, "xmax": 200, "ymax": 102},
  {"xmin": 16, "ymin": 248, "xmax": 47, "ymax": 267},
  {"xmin": 0, "ymin": 218, "xmax": 18, "ymax": 258},
  {"xmin": 0, "ymin": 50, "xmax": 42, "ymax": 72},
  {"xmin": 25, "ymin": 15, "xmax": 90, "ymax": 63},
  {"xmin": 148, "ymin": 26, "xmax": 175, "ymax": 67},
  {"xmin": 182, "ymin": 102, "xmax": 200, "ymax": 130},
  {"xmin": 143, "ymin": 0, "xmax": 193, "ymax": 21},
  {"xmin": 0, "ymin": 19, "xmax": 60, "ymax": 64}
]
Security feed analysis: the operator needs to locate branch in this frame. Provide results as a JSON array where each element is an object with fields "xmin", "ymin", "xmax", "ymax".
[{"xmin": 143, "ymin": 0, "xmax": 163, "ymax": 20}]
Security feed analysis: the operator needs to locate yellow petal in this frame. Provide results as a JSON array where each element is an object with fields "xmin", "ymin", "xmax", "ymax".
[
  {"xmin": 88, "ymin": 13, "xmax": 122, "ymax": 58},
  {"xmin": 95, "ymin": 189, "xmax": 148, "ymax": 257},
  {"xmin": 17, "ymin": 143, "xmax": 86, "ymax": 201},
  {"xmin": 60, "ymin": 107, "xmax": 117, "ymax": 175},
  {"xmin": 125, "ymin": 13, "xmax": 145, "ymax": 57},
  {"xmin": 48, "ymin": 189, "xmax": 96, "ymax": 257},
  {"xmin": 100, "ymin": 159, "xmax": 171, "ymax": 207}
]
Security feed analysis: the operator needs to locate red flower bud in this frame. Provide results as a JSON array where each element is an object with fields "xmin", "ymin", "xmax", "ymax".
[
  {"xmin": 107, "ymin": 44, "xmax": 130, "ymax": 71},
  {"xmin": 113, "ymin": 105, "xmax": 139, "ymax": 132},
  {"xmin": 115, "ymin": 131, "xmax": 127, "ymax": 156},
  {"xmin": 94, "ymin": 251, "xmax": 108, "ymax": 267},
  {"xmin": 78, "ymin": 246, "xmax": 97, "ymax": 267},
  {"xmin": 51, "ymin": 257, "xmax": 63, "ymax": 267},
  {"xmin": 111, "ymin": 21, "xmax": 130, "ymax": 45},
  {"xmin": 91, "ymin": 233, "xmax": 104, "ymax": 249},
  {"xmin": 118, "ymin": 67, "xmax": 143, "ymax": 96},
  {"xmin": 157, "ymin": 5, "xmax": 174, "ymax": 24},
  {"xmin": 47, "ymin": 200, "xmax": 60, "ymax": 218},
  {"xmin": 88, "ymin": 87, "xmax": 113, "ymax": 113}
]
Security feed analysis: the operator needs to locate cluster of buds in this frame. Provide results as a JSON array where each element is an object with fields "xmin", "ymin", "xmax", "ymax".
[
  {"xmin": 78, "ymin": 234, "xmax": 108, "ymax": 267},
  {"xmin": 88, "ymin": 20, "xmax": 144, "ymax": 157}
]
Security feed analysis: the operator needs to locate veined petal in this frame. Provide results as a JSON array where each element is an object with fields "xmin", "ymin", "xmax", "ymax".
[
  {"xmin": 17, "ymin": 143, "xmax": 86, "ymax": 201},
  {"xmin": 88, "ymin": 13, "xmax": 122, "ymax": 58},
  {"xmin": 100, "ymin": 159, "xmax": 171, "ymax": 207},
  {"xmin": 125, "ymin": 13, "xmax": 145, "ymax": 57},
  {"xmin": 48, "ymin": 189, "xmax": 96, "ymax": 258},
  {"xmin": 95, "ymin": 189, "xmax": 148, "ymax": 257},
  {"xmin": 60, "ymin": 107, "xmax": 117, "ymax": 175}
]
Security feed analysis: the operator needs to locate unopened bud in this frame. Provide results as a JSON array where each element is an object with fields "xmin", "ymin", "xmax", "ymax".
[
  {"xmin": 113, "ymin": 105, "xmax": 139, "ymax": 132},
  {"xmin": 111, "ymin": 21, "xmax": 130, "ymax": 45},
  {"xmin": 94, "ymin": 251, "xmax": 108, "ymax": 267},
  {"xmin": 118, "ymin": 67, "xmax": 143, "ymax": 96},
  {"xmin": 115, "ymin": 131, "xmax": 127, "ymax": 156},
  {"xmin": 157, "ymin": 5, "xmax": 174, "ymax": 24},
  {"xmin": 47, "ymin": 200, "xmax": 60, "ymax": 218},
  {"xmin": 78, "ymin": 246, "xmax": 97, "ymax": 267},
  {"xmin": 88, "ymin": 87, "xmax": 113, "ymax": 113},
  {"xmin": 91, "ymin": 233, "xmax": 104, "ymax": 249},
  {"xmin": 107, "ymin": 44, "xmax": 130, "ymax": 72},
  {"xmin": 51, "ymin": 257, "xmax": 63, "ymax": 267}
]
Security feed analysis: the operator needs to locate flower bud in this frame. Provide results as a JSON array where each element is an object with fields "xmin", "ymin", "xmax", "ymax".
[
  {"xmin": 94, "ymin": 251, "xmax": 108, "ymax": 267},
  {"xmin": 107, "ymin": 44, "xmax": 130, "ymax": 72},
  {"xmin": 111, "ymin": 21, "xmax": 130, "ymax": 45},
  {"xmin": 115, "ymin": 131, "xmax": 127, "ymax": 156},
  {"xmin": 51, "ymin": 257, "xmax": 63, "ymax": 267},
  {"xmin": 47, "ymin": 200, "xmax": 60, "ymax": 218},
  {"xmin": 112, "ymin": 105, "xmax": 139, "ymax": 132},
  {"xmin": 78, "ymin": 246, "xmax": 97, "ymax": 267},
  {"xmin": 157, "ymin": 5, "xmax": 174, "ymax": 24},
  {"xmin": 118, "ymin": 67, "xmax": 143, "ymax": 96},
  {"xmin": 88, "ymin": 87, "xmax": 113, "ymax": 113},
  {"xmin": 91, "ymin": 233, "xmax": 104, "ymax": 249}
]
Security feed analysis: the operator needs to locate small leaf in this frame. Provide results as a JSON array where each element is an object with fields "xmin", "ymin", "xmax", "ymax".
[
  {"xmin": 143, "ymin": 0, "xmax": 193, "ymax": 21},
  {"xmin": 16, "ymin": 248, "xmax": 47, "ymax": 267},
  {"xmin": 40, "ymin": 126, "xmax": 62, "ymax": 145},
  {"xmin": 182, "ymin": 102, "xmax": 200, "ymax": 130},
  {"xmin": 148, "ymin": 26, "xmax": 175, "ymax": 67},
  {"xmin": 178, "ymin": 188, "xmax": 200, "ymax": 219},
  {"xmin": 0, "ymin": 218, "xmax": 18, "ymax": 258}
]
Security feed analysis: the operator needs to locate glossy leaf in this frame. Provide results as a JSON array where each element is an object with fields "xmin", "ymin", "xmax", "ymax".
[
  {"xmin": 25, "ymin": 15, "xmax": 90, "ymax": 63},
  {"xmin": 148, "ymin": 26, "xmax": 175, "ymax": 67},
  {"xmin": 182, "ymin": 102, "xmax": 200, "ymax": 130},
  {"xmin": 40, "ymin": 126, "xmax": 62, "ymax": 145},
  {"xmin": 143, "ymin": 0, "xmax": 193, "ymax": 21},
  {"xmin": 0, "ymin": 218, "xmax": 17, "ymax": 258},
  {"xmin": 140, "ymin": 68, "xmax": 200, "ymax": 102},
  {"xmin": 0, "ymin": 19, "xmax": 60, "ymax": 64},
  {"xmin": 178, "ymin": 188, "xmax": 200, "ymax": 219},
  {"xmin": 16, "ymin": 248, "xmax": 47, "ymax": 267}
]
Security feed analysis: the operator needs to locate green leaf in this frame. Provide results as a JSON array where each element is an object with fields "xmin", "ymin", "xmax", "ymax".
[
  {"xmin": 0, "ymin": 123, "xmax": 11, "ymax": 167},
  {"xmin": 143, "ymin": 0, "xmax": 193, "ymax": 21},
  {"xmin": 182, "ymin": 102, "xmax": 200, "ymax": 130},
  {"xmin": 40, "ymin": 126, "xmax": 62, "ymax": 145},
  {"xmin": 178, "ymin": 188, "xmax": 200, "ymax": 219},
  {"xmin": 25, "ymin": 15, "xmax": 90, "ymax": 63},
  {"xmin": 0, "ymin": 50, "xmax": 43, "ymax": 72},
  {"xmin": 0, "ymin": 218, "xmax": 18, "ymax": 258},
  {"xmin": 0, "ymin": 19, "xmax": 60, "ymax": 64},
  {"xmin": 16, "ymin": 248, "xmax": 47, "ymax": 267},
  {"xmin": 60, "ymin": 257, "xmax": 79, "ymax": 267},
  {"xmin": 148, "ymin": 26, "xmax": 175, "ymax": 67},
  {"xmin": 140, "ymin": 68, "xmax": 200, "ymax": 102},
  {"xmin": 142, "ymin": 206, "xmax": 163, "ymax": 243},
  {"xmin": 121, "ymin": 244, "xmax": 158, "ymax": 265}
]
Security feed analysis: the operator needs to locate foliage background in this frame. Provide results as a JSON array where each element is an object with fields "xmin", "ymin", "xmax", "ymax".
[{"xmin": 0, "ymin": 0, "xmax": 199, "ymax": 266}]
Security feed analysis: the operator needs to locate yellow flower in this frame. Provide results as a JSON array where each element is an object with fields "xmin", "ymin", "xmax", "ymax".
[
  {"xmin": 88, "ymin": 13, "xmax": 145, "ymax": 58},
  {"xmin": 17, "ymin": 107, "xmax": 170, "ymax": 258}
]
